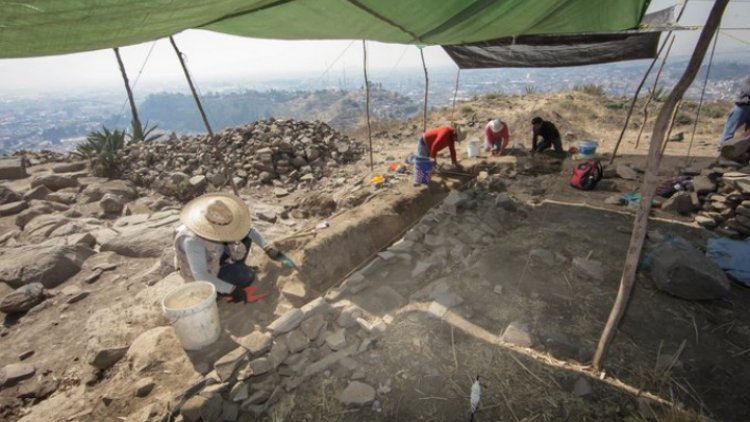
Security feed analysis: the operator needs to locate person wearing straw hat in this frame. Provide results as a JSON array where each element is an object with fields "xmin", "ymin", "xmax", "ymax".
[
  {"xmin": 174, "ymin": 192, "xmax": 281, "ymax": 303},
  {"xmin": 416, "ymin": 123, "xmax": 466, "ymax": 169},
  {"xmin": 484, "ymin": 118, "xmax": 509, "ymax": 156}
]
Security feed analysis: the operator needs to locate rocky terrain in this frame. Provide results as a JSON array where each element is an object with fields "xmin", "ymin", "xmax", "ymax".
[{"xmin": 0, "ymin": 90, "xmax": 749, "ymax": 422}]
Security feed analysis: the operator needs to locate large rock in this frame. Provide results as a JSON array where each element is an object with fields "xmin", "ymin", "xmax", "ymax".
[
  {"xmin": 126, "ymin": 326, "xmax": 184, "ymax": 372},
  {"xmin": 22, "ymin": 215, "xmax": 102, "ymax": 244},
  {"xmin": 650, "ymin": 242, "xmax": 731, "ymax": 300},
  {"xmin": 615, "ymin": 164, "xmax": 639, "ymax": 180},
  {"xmin": 692, "ymin": 175, "xmax": 717, "ymax": 195},
  {"xmin": 100, "ymin": 226, "xmax": 174, "ymax": 258},
  {"xmin": 337, "ymin": 381, "xmax": 375, "ymax": 406},
  {"xmin": 572, "ymin": 257, "xmax": 604, "ymax": 282},
  {"xmin": 661, "ymin": 192, "xmax": 697, "ymax": 214},
  {"xmin": 22, "ymin": 185, "xmax": 50, "ymax": 201},
  {"xmin": 80, "ymin": 179, "xmax": 137, "ymax": 203},
  {"xmin": 52, "ymin": 161, "xmax": 87, "ymax": 174},
  {"xmin": 0, "ymin": 282, "xmax": 46, "ymax": 314},
  {"xmin": 0, "ymin": 363, "xmax": 35, "ymax": 388},
  {"xmin": 720, "ymin": 137, "xmax": 750, "ymax": 161},
  {"xmin": 99, "ymin": 193, "xmax": 125, "ymax": 215},
  {"xmin": 0, "ymin": 244, "xmax": 94, "ymax": 288},
  {"xmin": 46, "ymin": 189, "xmax": 78, "ymax": 205},
  {"xmin": 85, "ymin": 276, "xmax": 181, "ymax": 370},
  {"xmin": 0, "ymin": 185, "xmax": 22, "ymax": 204},
  {"xmin": 0, "ymin": 200, "xmax": 27, "ymax": 216},
  {"xmin": 30, "ymin": 174, "xmax": 78, "ymax": 191},
  {"xmin": 501, "ymin": 321, "xmax": 535, "ymax": 347},
  {"xmin": 15, "ymin": 201, "xmax": 68, "ymax": 229},
  {"xmin": 0, "ymin": 158, "xmax": 28, "ymax": 180}
]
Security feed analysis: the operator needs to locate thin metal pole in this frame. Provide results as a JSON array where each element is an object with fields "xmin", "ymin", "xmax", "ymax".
[
  {"xmin": 170, "ymin": 36, "xmax": 214, "ymax": 136},
  {"xmin": 634, "ymin": 35, "xmax": 676, "ymax": 150},
  {"xmin": 661, "ymin": 99, "xmax": 682, "ymax": 157},
  {"xmin": 686, "ymin": 30, "xmax": 720, "ymax": 165},
  {"xmin": 420, "ymin": 47, "xmax": 429, "ymax": 132},
  {"xmin": 169, "ymin": 36, "xmax": 237, "ymax": 195},
  {"xmin": 593, "ymin": 0, "xmax": 729, "ymax": 371},
  {"xmin": 113, "ymin": 48, "xmax": 143, "ymax": 134},
  {"xmin": 363, "ymin": 40, "xmax": 373, "ymax": 172},
  {"xmin": 451, "ymin": 69, "xmax": 461, "ymax": 122},
  {"xmin": 609, "ymin": 0, "xmax": 690, "ymax": 165}
]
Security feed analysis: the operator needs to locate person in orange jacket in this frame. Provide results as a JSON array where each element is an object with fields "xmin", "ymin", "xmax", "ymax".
[{"xmin": 416, "ymin": 124, "xmax": 466, "ymax": 168}]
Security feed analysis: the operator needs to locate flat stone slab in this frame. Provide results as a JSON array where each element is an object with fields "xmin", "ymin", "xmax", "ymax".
[
  {"xmin": 501, "ymin": 321, "xmax": 535, "ymax": 347},
  {"xmin": 338, "ymin": 381, "xmax": 375, "ymax": 406},
  {"xmin": 268, "ymin": 308, "xmax": 304, "ymax": 336},
  {"xmin": 0, "ymin": 363, "xmax": 36, "ymax": 387},
  {"xmin": 236, "ymin": 331, "xmax": 273, "ymax": 356}
]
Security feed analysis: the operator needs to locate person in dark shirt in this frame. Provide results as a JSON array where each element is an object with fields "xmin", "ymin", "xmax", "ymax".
[
  {"xmin": 719, "ymin": 76, "xmax": 750, "ymax": 147},
  {"xmin": 530, "ymin": 116, "xmax": 563, "ymax": 153}
]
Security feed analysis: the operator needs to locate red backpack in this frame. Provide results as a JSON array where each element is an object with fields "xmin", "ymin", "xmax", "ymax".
[{"xmin": 570, "ymin": 159, "xmax": 603, "ymax": 190}]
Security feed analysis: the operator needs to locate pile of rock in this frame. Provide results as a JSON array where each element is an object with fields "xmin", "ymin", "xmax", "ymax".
[
  {"xmin": 169, "ymin": 296, "xmax": 383, "ymax": 420},
  {"xmin": 117, "ymin": 119, "xmax": 365, "ymax": 199},
  {"xmin": 687, "ymin": 141, "xmax": 750, "ymax": 237}
]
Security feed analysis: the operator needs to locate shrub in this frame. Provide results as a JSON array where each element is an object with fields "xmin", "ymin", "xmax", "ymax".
[
  {"xmin": 649, "ymin": 86, "xmax": 668, "ymax": 102},
  {"xmin": 702, "ymin": 105, "xmax": 726, "ymax": 118},
  {"xmin": 605, "ymin": 101, "xmax": 626, "ymax": 110},
  {"xmin": 461, "ymin": 105, "xmax": 475, "ymax": 113},
  {"xmin": 73, "ymin": 127, "xmax": 127, "ymax": 177},
  {"xmin": 129, "ymin": 120, "xmax": 160, "ymax": 143},
  {"xmin": 676, "ymin": 113, "xmax": 693, "ymax": 125},
  {"xmin": 525, "ymin": 84, "xmax": 537, "ymax": 95},
  {"xmin": 574, "ymin": 84, "xmax": 605, "ymax": 96}
]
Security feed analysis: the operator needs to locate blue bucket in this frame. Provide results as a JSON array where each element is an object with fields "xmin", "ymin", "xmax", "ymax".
[
  {"xmin": 414, "ymin": 157, "xmax": 434, "ymax": 185},
  {"xmin": 578, "ymin": 141, "xmax": 598, "ymax": 158}
]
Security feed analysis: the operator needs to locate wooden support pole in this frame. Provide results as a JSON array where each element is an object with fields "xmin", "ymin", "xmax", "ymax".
[
  {"xmin": 420, "ymin": 47, "xmax": 429, "ymax": 132},
  {"xmin": 170, "ymin": 36, "xmax": 214, "ymax": 137},
  {"xmin": 113, "ymin": 48, "xmax": 143, "ymax": 134},
  {"xmin": 451, "ymin": 69, "xmax": 461, "ymax": 122},
  {"xmin": 363, "ymin": 40, "xmax": 374, "ymax": 171},
  {"xmin": 169, "ymin": 36, "xmax": 237, "ymax": 195},
  {"xmin": 609, "ymin": 1, "xmax": 690, "ymax": 165},
  {"xmin": 593, "ymin": 0, "xmax": 730, "ymax": 371}
]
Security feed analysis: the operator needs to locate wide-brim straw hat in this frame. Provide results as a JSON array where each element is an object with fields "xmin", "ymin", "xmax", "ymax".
[{"xmin": 180, "ymin": 193, "xmax": 252, "ymax": 242}]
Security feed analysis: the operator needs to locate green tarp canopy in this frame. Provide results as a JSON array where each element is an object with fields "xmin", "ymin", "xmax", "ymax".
[{"xmin": 0, "ymin": 0, "xmax": 651, "ymax": 59}]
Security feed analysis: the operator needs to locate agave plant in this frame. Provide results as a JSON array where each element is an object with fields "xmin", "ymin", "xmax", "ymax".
[
  {"xmin": 129, "ymin": 119, "xmax": 160, "ymax": 143},
  {"xmin": 73, "ymin": 127, "xmax": 127, "ymax": 177}
]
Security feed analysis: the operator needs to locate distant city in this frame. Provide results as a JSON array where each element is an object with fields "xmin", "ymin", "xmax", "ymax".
[{"xmin": 1, "ymin": 56, "xmax": 748, "ymax": 155}]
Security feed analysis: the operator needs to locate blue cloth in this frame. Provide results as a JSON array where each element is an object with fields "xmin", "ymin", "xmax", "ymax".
[
  {"xmin": 720, "ymin": 104, "xmax": 750, "ymax": 145},
  {"xmin": 706, "ymin": 237, "xmax": 750, "ymax": 287}
]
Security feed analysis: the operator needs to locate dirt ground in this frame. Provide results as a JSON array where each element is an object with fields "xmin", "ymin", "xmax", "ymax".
[{"xmin": 2, "ymin": 90, "xmax": 747, "ymax": 422}]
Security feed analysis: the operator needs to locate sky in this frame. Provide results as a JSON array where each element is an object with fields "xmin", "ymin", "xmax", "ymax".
[{"xmin": 1, "ymin": 0, "xmax": 749, "ymax": 96}]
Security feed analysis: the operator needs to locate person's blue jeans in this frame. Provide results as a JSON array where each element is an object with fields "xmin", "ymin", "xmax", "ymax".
[
  {"xmin": 218, "ymin": 262, "xmax": 255, "ymax": 287},
  {"xmin": 720, "ymin": 104, "xmax": 750, "ymax": 145}
]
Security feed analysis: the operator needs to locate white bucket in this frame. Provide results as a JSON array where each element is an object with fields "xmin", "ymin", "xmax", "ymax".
[
  {"xmin": 162, "ymin": 281, "xmax": 221, "ymax": 350},
  {"xmin": 467, "ymin": 141, "xmax": 480, "ymax": 158}
]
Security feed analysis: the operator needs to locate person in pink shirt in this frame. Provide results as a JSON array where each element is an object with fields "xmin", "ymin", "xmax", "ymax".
[{"xmin": 484, "ymin": 119, "xmax": 509, "ymax": 156}]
